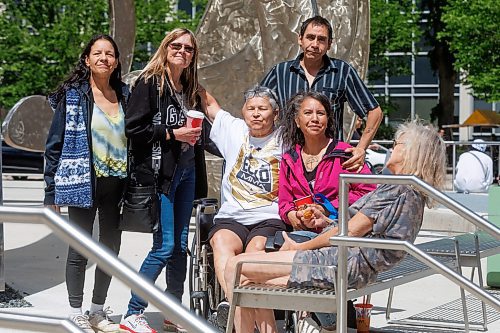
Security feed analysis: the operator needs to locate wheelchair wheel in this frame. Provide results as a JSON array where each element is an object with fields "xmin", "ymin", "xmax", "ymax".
[{"xmin": 189, "ymin": 233, "xmax": 210, "ymax": 318}]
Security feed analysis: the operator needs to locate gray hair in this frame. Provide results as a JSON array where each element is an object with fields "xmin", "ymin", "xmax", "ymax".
[
  {"xmin": 395, "ymin": 120, "xmax": 447, "ymax": 206},
  {"xmin": 243, "ymin": 85, "xmax": 279, "ymax": 111}
]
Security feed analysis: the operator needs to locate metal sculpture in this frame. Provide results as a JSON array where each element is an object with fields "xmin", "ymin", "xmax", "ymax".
[{"xmin": 196, "ymin": 0, "xmax": 370, "ymax": 133}]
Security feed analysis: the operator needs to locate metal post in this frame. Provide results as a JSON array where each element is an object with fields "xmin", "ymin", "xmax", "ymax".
[
  {"xmin": 452, "ymin": 143, "xmax": 457, "ymax": 191},
  {"xmin": 336, "ymin": 177, "xmax": 350, "ymax": 333},
  {"xmin": 0, "ymin": 312, "xmax": 82, "ymax": 333},
  {"xmin": 0, "ymin": 139, "xmax": 4, "ymax": 292}
]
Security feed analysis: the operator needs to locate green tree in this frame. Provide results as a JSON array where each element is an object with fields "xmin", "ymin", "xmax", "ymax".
[
  {"xmin": 133, "ymin": 0, "xmax": 207, "ymax": 69},
  {"xmin": 440, "ymin": 0, "xmax": 499, "ymax": 102},
  {"xmin": 423, "ymin": 0, "xmax": 457, "ymax": 128},
  {"xmin": 0, "ymin": 0, "xmax": 108, "ymax": 111},
  {"xmin": 368, "ymin": 0, "xmax": 420, "ymax": 138},
  {"xmin": 368, "ymin": 0, "xmax": 420, "ymax": 82}
]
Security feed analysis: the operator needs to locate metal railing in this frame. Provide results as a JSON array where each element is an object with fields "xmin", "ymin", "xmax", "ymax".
[
  {"xmin": 334, "ymin": 174, "xmax": 500, "ymax": 333},
  {"xmin": 0, "ymin": 206, "xmax": 218, "ymax": 333},
  {"xmin": 357, "ymin": 139, "xmax": 500, "ymax": 190}
]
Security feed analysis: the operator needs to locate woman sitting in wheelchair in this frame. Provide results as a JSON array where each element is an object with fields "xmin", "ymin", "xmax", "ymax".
[
  {"xmin": 200, "ymin": 85, "xmax": 287, "ymax": 330},
  {"xmin": 223, "ymin": 120, "xmax": 447, "ymax": 333},
  {"xmin": 278, "ymin": 91, "xmax": 375, "ymax": 237}
]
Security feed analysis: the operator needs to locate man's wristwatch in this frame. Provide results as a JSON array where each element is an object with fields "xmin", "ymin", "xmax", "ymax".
[{"xmin": 167, "ymin": 128, "xmax": 175, "ymax": 141}]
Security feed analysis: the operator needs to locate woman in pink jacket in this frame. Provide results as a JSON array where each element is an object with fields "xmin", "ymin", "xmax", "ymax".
[{"xmin": 279, "ymin": 91, "xmax": 375, "ymax": 233}]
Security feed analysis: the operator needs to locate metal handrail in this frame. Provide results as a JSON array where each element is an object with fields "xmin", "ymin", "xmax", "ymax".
[
  {"xmin": 0, "ymin": 206, "xmax": 218, "ymax": 333},
  {"xmin": 335, "ymin": 174, "xmax": 500, "ymax": 333},
  {"xmin": 0, "ymin": 312, "xmax": 83, "ymax": 333}
]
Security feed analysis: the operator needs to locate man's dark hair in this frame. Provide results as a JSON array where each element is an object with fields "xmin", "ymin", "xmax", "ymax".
[{"xmin": 299, "ymin": 15, "xmax": 333, "ymax": 42}]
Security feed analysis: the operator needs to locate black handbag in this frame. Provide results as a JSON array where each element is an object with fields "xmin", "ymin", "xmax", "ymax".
[
  {"xmin": 119, "ymin": 79, "xmax": 162, "ymax": 233},
  {"xmin": 119, "ymin": 184, "xmax": 160, "ymax": 233}
]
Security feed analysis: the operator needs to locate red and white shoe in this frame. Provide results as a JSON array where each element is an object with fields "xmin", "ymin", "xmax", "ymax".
[{"xmin": 119, "ymin": 314, "xmax": 157, "ymax": 333}]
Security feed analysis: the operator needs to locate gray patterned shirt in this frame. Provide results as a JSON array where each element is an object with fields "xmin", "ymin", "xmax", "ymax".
[{"xmin": 288, "ymin": 184, "xmax": 425, "ymax": 290}]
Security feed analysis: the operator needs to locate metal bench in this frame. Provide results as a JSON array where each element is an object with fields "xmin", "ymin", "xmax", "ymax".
[
  {"xmin": 386, "ymin": 231, "xmax": 500, "ymax": 331},
  {"xmin": 226, "ymin": 252, "xmax": 457, "ymax": 333},
  {"xmin": 226, "ymin": 232, "xmax": 500, "ymax": 333}
]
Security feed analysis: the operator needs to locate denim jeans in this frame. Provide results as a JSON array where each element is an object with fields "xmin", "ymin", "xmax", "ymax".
[{"xmin": 127, "ymin": 165, "xmax": 195, "ymax": 315}]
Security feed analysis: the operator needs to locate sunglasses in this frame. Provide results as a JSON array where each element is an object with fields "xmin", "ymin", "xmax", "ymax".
[{"xmin": 169, "ymin": 43, "xmax": 195, "ymax": 54}]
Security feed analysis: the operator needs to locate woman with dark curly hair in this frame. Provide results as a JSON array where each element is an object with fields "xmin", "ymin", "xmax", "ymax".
[
  {"xmin": 45, "ymin": 34, "xmax": 128, "ymax": 333},
  {"xmin": 278, "ymin": 91, "xmax": 375, "ymax": 235}
]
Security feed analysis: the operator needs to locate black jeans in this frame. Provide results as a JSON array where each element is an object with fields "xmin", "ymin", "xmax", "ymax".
[{"xmin": 66, "ymin": 176, "xmax": 124, "ymax": 308}]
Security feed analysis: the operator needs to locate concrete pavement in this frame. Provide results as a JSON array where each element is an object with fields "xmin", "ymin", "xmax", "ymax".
[{"xmin": 0, "ymin": 177, "xmax": 499, "ymax": 332}]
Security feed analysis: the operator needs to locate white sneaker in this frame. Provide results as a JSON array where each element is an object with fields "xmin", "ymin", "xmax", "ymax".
[
  {"xmin": 88, "ymin": 307, "xmax": 120, "ymax": 333},
  {"xmin": 119, "ymin": 313, "xmax": 157, "ymax": 333},
  {"xmin": 69, "ymin": 313, "xmax": 94, "ymax": 333}
]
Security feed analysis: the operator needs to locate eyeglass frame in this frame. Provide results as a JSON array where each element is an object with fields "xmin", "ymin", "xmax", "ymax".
[
  {"xmin": 168, "ymin": 42, "xmax": 195, "ymax": 54},
  {"xmin": 392, "ymin": 140, "xmax": 406, "ymax": 148}
]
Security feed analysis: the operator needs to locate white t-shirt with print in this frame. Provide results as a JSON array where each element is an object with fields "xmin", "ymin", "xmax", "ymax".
[{"xmin": 210, "ymin": 110, "xmax": 282, "ymax": 225}]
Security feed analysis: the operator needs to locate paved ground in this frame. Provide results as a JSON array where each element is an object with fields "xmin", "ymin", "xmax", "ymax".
[{"xmin": 0, "ymin": 177, "xmax": 499, "ymax": 333}]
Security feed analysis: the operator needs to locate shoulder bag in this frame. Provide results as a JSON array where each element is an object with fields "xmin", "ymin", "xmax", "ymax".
[{"xmin": 119, "ymin": 80, "xmax": 162, "ymax": 233}]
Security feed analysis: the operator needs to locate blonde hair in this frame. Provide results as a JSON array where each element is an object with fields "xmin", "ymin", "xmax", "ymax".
[
  {"xmin": 141, "ymin": 28, "xmax": 199, "ymax": 107},
  {"xmin": 395, "ymin": 120, "xmax": 447, "ymax": 206}
]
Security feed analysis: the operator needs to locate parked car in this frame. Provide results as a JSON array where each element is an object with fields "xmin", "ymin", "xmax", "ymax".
[
  {"xmin": 1, "ymin": 140, "xmax": 44, "ymax": 179},
  {"xmin": 365, "ymin": 144, "xmax": 389, "ymax": 174}
]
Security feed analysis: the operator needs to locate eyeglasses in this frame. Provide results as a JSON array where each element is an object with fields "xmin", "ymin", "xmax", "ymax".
[
  {"xmin": 169, "ymin": 43, "xmax": 195, "ymax": 54},
  {"xmin": 392, "ymin": 140, "xmax": 406, "ymax": 148}
]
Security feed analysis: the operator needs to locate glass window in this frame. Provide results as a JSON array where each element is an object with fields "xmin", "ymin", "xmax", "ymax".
[
  {"xmin": 416, "ymin": 23, "xmax": 432, "ymax": 52},
  {"xmin": 389, "ymin": 97, "xmax": 411, "ymax": 122},
  {"xmin": 388, "ymin": 56, "xmax": 412, "ymax": 85},
  {"xmin": 415, "ymin": 55, "xmax": 437, "ymax": 84},
  {"xmin": 415, "ymin": 97, "xmax": 438, "ymax": 120},
  {"xmin": 390, "ymin": 88, "xmax": 411, "ymax": 94},
  {"xmin": 367, "ymin": 65, "xmax": 385, "ymax": 85},
  {"xmin": 178, "ymin": 0, "xmax": 192, "ymax": 15},
  {"xmin": 474, "ymin": 99, "xmax": 493, "ymax": 111},
  {"xmin": 414, "ymin": 87, "xmax": 438, "ymax": 94},
  {"xmin": 371, "ymin": 88, "xmax": 386, "ymax": 95},
  {"xmin": 454, "ymin": 97, "xmax": 460, "ymax": 117}
]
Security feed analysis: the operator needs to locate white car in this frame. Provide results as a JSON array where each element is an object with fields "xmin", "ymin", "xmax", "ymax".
[{"xmin": 365, "ymin": 145, "xmax": 389, "ymax": 174}]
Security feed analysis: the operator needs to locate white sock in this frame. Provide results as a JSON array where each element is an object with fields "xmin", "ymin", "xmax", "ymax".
[
  {"xmin": 70, "ymin": 307, "xmax": 82, "ymax": 317},
  {"xmin": 89, "ymin": 303, "xmax": 104, "ymax": 314}
]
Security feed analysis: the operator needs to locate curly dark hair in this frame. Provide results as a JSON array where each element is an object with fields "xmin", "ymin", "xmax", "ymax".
[
  {"xmin": 48, "ymin": 34, "xmax": 122, "ymax": 109},
  {"xmin": 279, "ymin": 91, "xmax": 336, "ymax": 149}
]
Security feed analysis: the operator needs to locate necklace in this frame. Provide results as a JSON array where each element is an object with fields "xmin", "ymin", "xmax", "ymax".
[{"xmin": 301, "ymin": 145, "xmax": 328, "ymax": 172}]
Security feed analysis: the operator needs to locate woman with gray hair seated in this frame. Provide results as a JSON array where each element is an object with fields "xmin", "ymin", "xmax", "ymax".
[
  {"xmin": 222, "ymin": 120, "xmax": 447, "ymax": 333},
  {"xmin": 200, "ymin": 85, "xmax": 287, "ymax": 331}
]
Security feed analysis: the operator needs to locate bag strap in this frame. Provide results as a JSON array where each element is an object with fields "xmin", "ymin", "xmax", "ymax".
[
  {"xmin": 313, "ymin": 193, "xmax": 338, "ymax": 220},
  {"xmin": 151, "ymin": 79, "xmax": 162, "ymax": 188},
  {"xmin": 468, "ymin": 151, "xmax": 487, "ymax": 181}
]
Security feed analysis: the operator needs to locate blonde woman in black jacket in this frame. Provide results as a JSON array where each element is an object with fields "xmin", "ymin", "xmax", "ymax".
[{"xmin": 120, "ymin": 28, "xmax": 212, "ymax": 333}]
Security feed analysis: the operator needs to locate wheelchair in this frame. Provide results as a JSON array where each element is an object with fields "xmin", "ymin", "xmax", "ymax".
[{"xmin": 189, "ymin": 198, "xmax": 224, "ymax": 319}]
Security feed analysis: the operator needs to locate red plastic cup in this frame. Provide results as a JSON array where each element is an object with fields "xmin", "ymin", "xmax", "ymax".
[
  {"xmin": 293, "ymin": 195, "xmax": 313, "ymax": 210},
  {"xmin": 186, "ymin": 110, "xmax": 205, "ymax": 128},
  {"xmin": 354, "ymin": 303, "xmax": 373, "ymax": 333}
]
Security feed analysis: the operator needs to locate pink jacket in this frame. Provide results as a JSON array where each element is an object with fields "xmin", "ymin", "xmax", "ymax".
[{"xmin": 278, "ymin": 141, "xmax": 376, "ymax": 228}]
